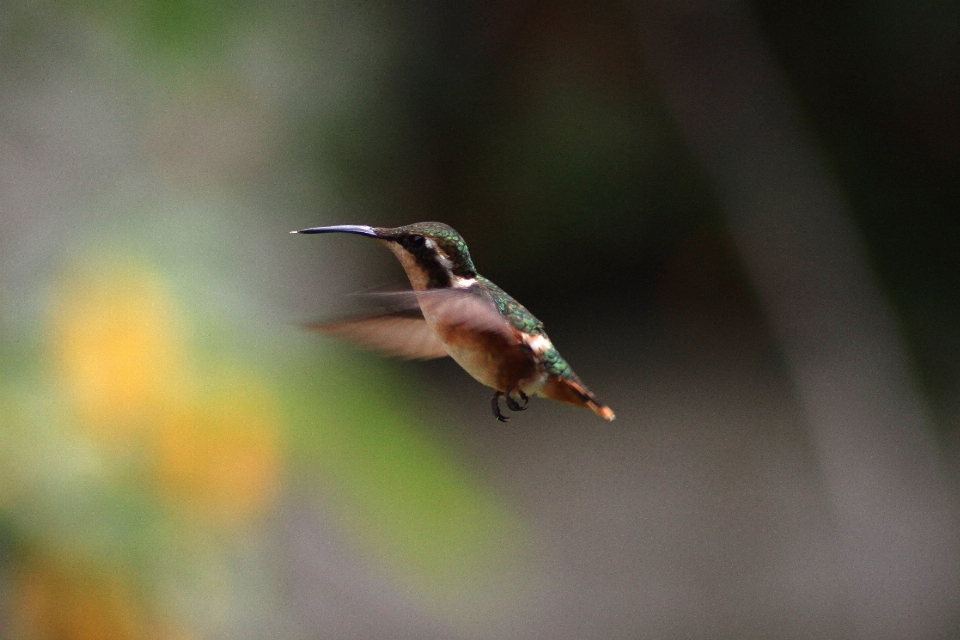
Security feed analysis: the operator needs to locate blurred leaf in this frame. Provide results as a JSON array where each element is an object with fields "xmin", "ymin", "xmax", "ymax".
[
  {"xmin": 72, "ymin": 0, "xmax": 254, "ymax": 62},
  {"xmin": 283, "ymin": 352, "xmax": 524, "ymax": 594}
]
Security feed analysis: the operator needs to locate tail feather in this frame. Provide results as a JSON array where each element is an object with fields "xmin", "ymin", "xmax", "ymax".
[{"xmin": 542, "ymin": 375, "xmax": 615, "ymax": 421}]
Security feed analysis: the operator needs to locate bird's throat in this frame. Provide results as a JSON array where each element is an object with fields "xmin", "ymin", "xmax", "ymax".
[{"xmin": 380, "ymin": 239, "xmax": 451, "ymax": 290}]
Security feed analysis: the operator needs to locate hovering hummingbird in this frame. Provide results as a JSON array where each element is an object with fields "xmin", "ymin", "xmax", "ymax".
[{"xmin": 292, "ymin": 222, "xmax": 614, "ymax": 422}]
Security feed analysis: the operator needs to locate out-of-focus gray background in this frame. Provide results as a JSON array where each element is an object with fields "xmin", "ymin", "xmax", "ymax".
[{"xmin": 1, "ymin": 1, "xmax": 958, "ymax": 638}]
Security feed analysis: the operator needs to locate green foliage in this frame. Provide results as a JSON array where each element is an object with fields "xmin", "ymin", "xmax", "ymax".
[{"xmin": 282, "ymin": 352, "xmax": 523, "ymax": 592}]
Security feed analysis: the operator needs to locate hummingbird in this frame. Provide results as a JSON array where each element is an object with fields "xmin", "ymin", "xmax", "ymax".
[{"xmin": 292, "ymin": 222, "xmax": 615, "ymax": 422}]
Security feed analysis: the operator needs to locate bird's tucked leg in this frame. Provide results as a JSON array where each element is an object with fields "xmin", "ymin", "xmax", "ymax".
[
  {"xmin": 505, "ymin": 388, "xmax": 529, "ymax": 412},
  {"xmin": 491, "ymin": 391, "xmax": 510, "ymax": 422}
]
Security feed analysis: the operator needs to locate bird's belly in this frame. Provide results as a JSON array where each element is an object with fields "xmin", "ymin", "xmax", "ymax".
[
  {"xmin": 427, "ymin": 318, "xmax": 543, "ymax": 393},
  {"xmin": 443, "ymin": 341, "xmax": 504, "ymax": 389}
]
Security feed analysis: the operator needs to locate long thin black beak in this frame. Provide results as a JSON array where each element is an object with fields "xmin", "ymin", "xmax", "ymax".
[{"xmin": 290, "ymin": 224, "xmax": 378, "ymax": 237}]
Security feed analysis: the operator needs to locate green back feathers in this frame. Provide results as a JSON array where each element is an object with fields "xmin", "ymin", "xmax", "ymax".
[
  {"xmin": 476, "ymin": 276, "xmax": 542, "ymax": 335},
  {"xmin": 475, "ymin": 276, "xmax": 579, "ymax": 380}
]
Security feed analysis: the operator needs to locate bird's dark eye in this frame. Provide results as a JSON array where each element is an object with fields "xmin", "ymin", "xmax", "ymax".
[{"xmin": 407, "ymin": 234, "xmax": 426, "ymax": 249}]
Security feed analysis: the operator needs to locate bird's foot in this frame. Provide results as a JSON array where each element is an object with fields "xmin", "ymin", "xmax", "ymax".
[
  {"xmin": 505, "ymin": 388, "xmax": 529, "ymax": 412},
  {"xmin": 491, "ymin": 388, "xmax": 529, "ymax": 421}
]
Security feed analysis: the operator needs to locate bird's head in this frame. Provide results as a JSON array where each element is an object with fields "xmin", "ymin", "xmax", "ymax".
[{"xmin": 293, "ymin": 222, "xmax": 478, "ymax": 289}]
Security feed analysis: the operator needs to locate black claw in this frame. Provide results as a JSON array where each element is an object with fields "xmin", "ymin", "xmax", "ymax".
[
  {"xmin": 505, "ymin": 389, "xmax": 529, "ymax": 412},
  {"xmin": 491, "ymin": 391, "xmax": 510, "ymax": 422}
]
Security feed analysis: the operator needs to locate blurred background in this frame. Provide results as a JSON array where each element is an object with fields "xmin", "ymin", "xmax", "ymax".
[{"xmin": 1, "ymin": 0, "xmax": 958, "ymax": 638}]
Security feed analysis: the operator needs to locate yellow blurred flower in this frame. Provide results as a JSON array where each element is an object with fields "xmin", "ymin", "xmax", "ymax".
[
  {"xmin": 50, "ymin": 260, "xmax": 184, "ymax": 443},
  {"xmin": 47, "ymin": 256, "xmax": 281, "ymax": 525}
]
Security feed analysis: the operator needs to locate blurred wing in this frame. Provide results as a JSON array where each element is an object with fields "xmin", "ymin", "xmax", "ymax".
[
  {"xmin": 358, "ymin": 288, "xmax": 519, "ymax": 342},
  {"xmin": 305, "ymin": 308, "xmax": 450, "ymax": 360}
]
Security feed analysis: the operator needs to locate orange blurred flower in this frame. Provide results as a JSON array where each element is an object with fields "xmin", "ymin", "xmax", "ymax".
[
  {"xmin": 154, "ymin": 375, "xmax": 280, "ymax": 524},
  {"xmin": 12, "ymin": 554, "xmax": 189, "ymax": 640}
]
